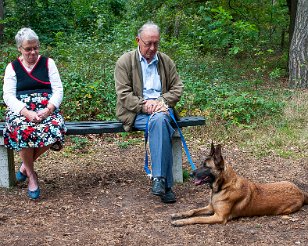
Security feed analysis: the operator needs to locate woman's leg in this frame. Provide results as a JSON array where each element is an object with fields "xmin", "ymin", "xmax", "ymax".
[
  {"xmin": 19, "ymin": 145, "xmax": 50, "ymax": 172},
  {"xmin": 19, "ymin": 145, "xmax": 51, "ymax": 191},
  {"xmin": 19, "ymin": 148, "xmax": 37, "ymax": 191},
  {"xmin": 33, "ymin": 145, "xmax": 51, "ymax": 161}
]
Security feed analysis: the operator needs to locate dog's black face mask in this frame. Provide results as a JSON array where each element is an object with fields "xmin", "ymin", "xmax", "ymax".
[
  {"xmin": 191, "ymin": 143, "xmax": 225, "ymax": 186},
  {"xmin": 191, "ymin": 165, "xmax": 216, "ymax": 186}
]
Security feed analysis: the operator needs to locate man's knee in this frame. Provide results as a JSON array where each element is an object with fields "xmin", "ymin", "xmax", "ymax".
[{"xmin": 149, "ymin": 112, "xmax": 170, "ymax": 125}]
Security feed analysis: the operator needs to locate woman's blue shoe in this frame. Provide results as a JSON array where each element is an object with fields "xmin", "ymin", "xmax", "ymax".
[
  {"xmin": 27, "ymin": 187, "xmax": 41, "ymax": 200},
  {"xmin": 16, "ymin": 170, "xmax": 27, "ymax": 183}
]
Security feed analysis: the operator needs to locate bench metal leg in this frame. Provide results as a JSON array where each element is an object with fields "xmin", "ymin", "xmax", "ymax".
[
  {"xmin": 0, "ymin": 137, "xmax": 15, "ymax": 188},
  {"xmin": 172, "ymin": 130, "xmax": 183, "ymax": 183}
]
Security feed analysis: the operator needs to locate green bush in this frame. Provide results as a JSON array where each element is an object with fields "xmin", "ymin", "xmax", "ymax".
[
  {"xmin": 48, "ymin": 35, "xmax": 119, "ymax": 121},
  {"xmin": 175, "ymin": 54, "xmax": 287, "ymax": 126}
]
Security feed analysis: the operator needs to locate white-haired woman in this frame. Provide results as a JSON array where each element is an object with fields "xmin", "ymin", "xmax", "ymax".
[{"xmin": 3, "ymin": 27, "xmax": 66, "ymax": 200}]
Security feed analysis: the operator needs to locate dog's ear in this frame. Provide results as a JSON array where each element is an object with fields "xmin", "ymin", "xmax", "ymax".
[
  {"xmin": 210, "ymin": 142, "xmax": 215, "ymax": 156},
  {"xmin": 214, "ymin": 144, "xmax": 225, "ymax": 170}
]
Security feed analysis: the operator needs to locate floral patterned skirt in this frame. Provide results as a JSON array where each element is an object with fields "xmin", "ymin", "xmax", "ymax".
[{"xmin": 3, "ymin": 92, "xmax": 67, "ymax": 151}]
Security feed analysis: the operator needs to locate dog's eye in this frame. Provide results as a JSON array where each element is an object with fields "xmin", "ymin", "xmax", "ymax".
[{"xmin": 202, "ymin": 158, "xmax": 210, "ymax": 166}]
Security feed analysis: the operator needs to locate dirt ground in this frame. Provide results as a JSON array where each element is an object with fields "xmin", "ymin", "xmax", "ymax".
[{"xmin": 0, "ymin": 129, "xmax": 307, "ymax": 246}]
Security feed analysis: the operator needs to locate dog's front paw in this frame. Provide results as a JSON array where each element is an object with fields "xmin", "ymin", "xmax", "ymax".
[
  {"xmin": 171, "ymin": 213, "xmax": 183, "ymax": 220},
  {"xmin": 171, "ymin": 220, "xmax": 185, "ymax": 227}
]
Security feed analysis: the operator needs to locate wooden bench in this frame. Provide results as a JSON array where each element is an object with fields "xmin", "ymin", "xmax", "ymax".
[{"xmin": 0, "ymin": 117, "xmax": 205, "ymax": 188}]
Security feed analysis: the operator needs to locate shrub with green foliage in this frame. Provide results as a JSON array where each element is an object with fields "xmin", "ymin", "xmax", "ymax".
[
  {"xmin": 47, "ymin": 34, "xmax": 121, "ymax": 121},
  {"xmin": 190, "ymin": 6, "xmax": 258, "ymax": 55},
  {"xmin": 175, "ymin": 55, "xmax": 287, "ymax": 126},
  {"xmin": 2, "ymin": 0, "xmax": 125, "ymax": 44}
]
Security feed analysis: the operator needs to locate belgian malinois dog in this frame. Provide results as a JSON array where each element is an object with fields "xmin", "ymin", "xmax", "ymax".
[{"xmin": 171, "ymin": 143, "xmax": 308, "ymax": 226}]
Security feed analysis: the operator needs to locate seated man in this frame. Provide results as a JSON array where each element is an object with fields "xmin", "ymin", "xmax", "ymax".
[{"xmin": 114, "ymin": 21, "xmax": 183, "ymax": 203}]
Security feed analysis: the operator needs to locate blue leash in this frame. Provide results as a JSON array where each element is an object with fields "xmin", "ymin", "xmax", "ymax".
[
  {"xmin": 143, "ymin": 116, "xmax": 151, "ymax": 176},
  {"xmin": 143, "ymin": 109, "xmax": 196, "ymax": 177},
  {"xmin": 168, "ymin": 109, "xmax": 197, "ymax": 171}
]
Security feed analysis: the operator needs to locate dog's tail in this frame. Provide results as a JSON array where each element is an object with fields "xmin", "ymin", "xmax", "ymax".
[{"xmin": 304, "ymin": 191, "xmax": 308, "ymax": 205}]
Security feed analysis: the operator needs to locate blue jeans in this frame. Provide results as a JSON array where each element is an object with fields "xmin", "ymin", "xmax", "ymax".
[{"xmin": 134, "ymin": 111, "xmax": 175, "ymax": 189}]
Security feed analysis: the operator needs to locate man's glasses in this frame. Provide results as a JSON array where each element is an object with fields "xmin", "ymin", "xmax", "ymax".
[
  {"xmin": 21, "ymin": 46, "xmax": 40, "ymax": 52},
  {"xmin": 139, "ymin": 36, "xmax": 159, "ymax": 48}
]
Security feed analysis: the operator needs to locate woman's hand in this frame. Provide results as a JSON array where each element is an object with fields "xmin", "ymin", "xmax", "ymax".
[
  {"xmin": 20, "ymin": 107, "xmax": 43, "ymax": 123},
  {"xmin": 37, "ymin": 108, "xmax": 51, "ymax": 120}
]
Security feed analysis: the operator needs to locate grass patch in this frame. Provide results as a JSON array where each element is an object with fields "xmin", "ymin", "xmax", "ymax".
[
  {"xmin": 192, "ymin": 89, "xmax": 308, "ymax": 160},
  {"xmin": 116, "ymin": 132, "xmax": 143, "ymax": 149},
  {"xmin": 231, "ymin": 90, "xmax": 307, "ymax": 158}
]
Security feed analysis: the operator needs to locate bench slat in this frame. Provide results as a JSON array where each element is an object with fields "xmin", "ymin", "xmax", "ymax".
[{"xmin": 0, "ymin": 116, "xmax": 205, "ymax": 135}]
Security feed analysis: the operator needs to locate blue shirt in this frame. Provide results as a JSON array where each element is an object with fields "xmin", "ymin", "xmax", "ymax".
[{"xmin": 138, "ymin": 49, "xmax": 162, "ymax": 99}]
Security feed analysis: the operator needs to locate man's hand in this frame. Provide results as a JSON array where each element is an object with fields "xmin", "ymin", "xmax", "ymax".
[{"xmin": 142, "ymin": 100, "xmax": 168, "ymax": 114}]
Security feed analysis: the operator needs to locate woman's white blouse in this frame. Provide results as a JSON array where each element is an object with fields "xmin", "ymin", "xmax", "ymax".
[{"xmin": 3, "ymin": 56, "xmax": 64, "ymax": 114}]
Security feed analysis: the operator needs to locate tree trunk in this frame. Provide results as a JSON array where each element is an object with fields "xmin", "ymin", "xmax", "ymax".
[
  {"xmin": 287, "ymin": 0, "xmax": 298, "ymax": 46},
  {"xmin": 288, "ymin": 0, "xmax": 308, "ymax": 88},
  {"xmin": 0, "ymin": 0, "xmax": 3, "ymax": 43}
]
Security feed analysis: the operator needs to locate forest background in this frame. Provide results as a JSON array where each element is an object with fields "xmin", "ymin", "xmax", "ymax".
[{"xmin": 0, "ymin": 0, "xmax": 307, "ymax": 158}]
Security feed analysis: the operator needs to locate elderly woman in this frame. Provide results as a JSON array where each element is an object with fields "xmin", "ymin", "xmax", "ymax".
[{"xmin": 3, "ymin": 27, "xmax": 66, "ymax": 200}]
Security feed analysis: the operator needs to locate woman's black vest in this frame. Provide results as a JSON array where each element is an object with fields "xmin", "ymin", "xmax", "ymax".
[{"xmin": 12, "ymin": 56, "xmax": 52, "ymax": 96}]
